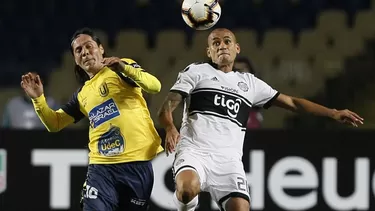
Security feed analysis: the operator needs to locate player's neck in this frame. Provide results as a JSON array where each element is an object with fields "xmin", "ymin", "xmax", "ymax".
[
  {"xmin": 218, "ymin": 64, "xmax": 234, "ymax": 73},
  {"xmin": 86, "ymin": 65, "xmax": 105, "ymax": 78}
]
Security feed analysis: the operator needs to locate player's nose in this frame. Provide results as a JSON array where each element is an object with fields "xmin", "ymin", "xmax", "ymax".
[
  {"xmin": 82, "ymin": 48, "xmax": 90, "ymax": 56},
  {"xmin": 218, "ymin": 46, "xmax": 227, "ymax": 52},
  {"xmin": 218, "ymin": 43, "xmax": 227, "ymax": 50}
]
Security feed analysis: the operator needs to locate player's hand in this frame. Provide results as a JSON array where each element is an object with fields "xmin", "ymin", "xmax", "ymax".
[
  {"xmin": 165, "ymin": 126, "xmax": 180, "ymax": 156},
  {"xmin": 102, "ymin": 57, "xmax": 124, "ymax": 72},
  {"xmin": 332, "ymin": 109, "xmax": 364, "ymax": 127},
  {"xmin": 20, "ymin": 72, "xmax": 44, "ymax": 99}
]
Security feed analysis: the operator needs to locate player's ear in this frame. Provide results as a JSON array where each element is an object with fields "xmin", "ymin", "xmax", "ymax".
[
  {"xmin": 99, "ymin": 45, "xmax": 105, "ymax": 55},
  {"xmin": 236, "ymin": 43, "xmax": 241, "ymax": 54},
  {"xmin": 206, "ymin": 47, "xmax": 211, "ymax": 58}
]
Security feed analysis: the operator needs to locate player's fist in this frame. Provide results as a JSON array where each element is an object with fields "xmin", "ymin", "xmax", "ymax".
[
  {"xmin": 102, "ymin": 57, "xmax": 124, "ymax": 72},
  {"xmin": 332, "ymin": 109, "xmax": 364, "ymax": 127},
  {"xmin": 20, "ymin": 72, "xmax": 44, "ymax": 99}
]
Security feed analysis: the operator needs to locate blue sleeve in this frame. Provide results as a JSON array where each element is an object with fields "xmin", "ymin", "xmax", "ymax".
[{"xmin": 60, "ymin": 88, "xmax": 85, "ymax": 123}]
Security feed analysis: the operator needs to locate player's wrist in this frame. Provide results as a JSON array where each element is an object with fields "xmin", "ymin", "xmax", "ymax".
[
  {"xmin": 329, "ymin": 109, "xmax": 339, "ymax": 119},
  {"xmin": 165, "ymin": 124, "xmax": 177, "ymax": 132},
  {"xmin": 31, "ymin": 93, "xmax": 44, "ymax": 100},
  {"xmin": 31, "ymin": 94, "xmax": 46, "ymax": 105}
]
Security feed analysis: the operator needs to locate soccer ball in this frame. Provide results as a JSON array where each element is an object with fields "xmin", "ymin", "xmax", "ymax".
[{"xmin": 181, "ymin": 0, "xmax": 221, "ymax": 30}]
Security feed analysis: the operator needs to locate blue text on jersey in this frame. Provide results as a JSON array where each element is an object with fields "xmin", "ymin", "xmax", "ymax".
[{"xmin": 89, "ymin": 99, "xmax": 120, "ymax": 128}]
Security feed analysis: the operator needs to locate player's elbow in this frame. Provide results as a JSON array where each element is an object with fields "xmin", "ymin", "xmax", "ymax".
[
  {"xmin": 157, "ymin": 108, "xmax": 167, "ymax": 124},
  {"xmin": 153, "ymin": 82, "xmax": 162, "ymax": 94},
  {"xmin": 147, "ymin": 80, "xmax": 162, "ymax": 94},
  {"xmin": 46, "ymin": 126, "xmax": 61, "ymax": 133},
  {"xmin": 43, "ymin": 123, "xmax": 62, "ymax": 132}
]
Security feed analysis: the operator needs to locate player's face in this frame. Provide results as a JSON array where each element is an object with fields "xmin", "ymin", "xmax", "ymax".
[
  {"xmin": 207, "ymin": 30, "xmax": 240, "ymax": 65},
  {"xmin": 71, "ymin": 34, "xmax": 104, "ymax": 72}
]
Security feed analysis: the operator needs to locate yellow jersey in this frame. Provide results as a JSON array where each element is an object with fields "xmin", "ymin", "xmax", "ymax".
[{"xmin": 32, "ymin": 58, "xmax": 163, "ymax": 164}]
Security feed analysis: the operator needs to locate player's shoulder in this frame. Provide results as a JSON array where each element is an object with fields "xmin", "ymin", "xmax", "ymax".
[
  {"xmin": 120, "ymin": 57, "xmax": 141, "ymax": 68},
  {"xmin": 233, "ymin": 71, "xmax": 259, "ymax": 86},
  {"xmin": 181, "ymin": 61, "xmax": 212, "ymax": 73},
  {"xmin": 120, "ymin": 57, "xmax": 136, "ymax": 64},
  {"xmin": 235, "ymin": 71, "xmax": 255, "ymax": 79}
]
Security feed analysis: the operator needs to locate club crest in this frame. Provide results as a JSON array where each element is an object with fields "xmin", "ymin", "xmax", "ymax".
[
  {"xmin": 237, "ymin": 82, "xmax": 249, "ymax": 92},
  {"xmin": 99, "ymin": 82, "xmax": 109, "ymax": 97}
]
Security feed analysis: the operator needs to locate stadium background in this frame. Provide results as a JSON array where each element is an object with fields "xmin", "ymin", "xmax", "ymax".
[{"xmin": 1, "ymin": 0, "xmax": 375, "ymax": 210}]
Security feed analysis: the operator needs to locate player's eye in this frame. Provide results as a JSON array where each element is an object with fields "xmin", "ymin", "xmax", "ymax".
[
  {"xmin": 213, "ymin": 41, "xmax": 220, "ymax": 46},
  {"xmin": 224, "ymin": 39, "xmax": 231, "ymax": 44},
  {"xmin": 75, "ymin": 47, "xmax": 81, "ymax": 54}
]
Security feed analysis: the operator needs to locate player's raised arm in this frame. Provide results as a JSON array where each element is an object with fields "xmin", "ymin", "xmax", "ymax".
[
  {"xmin": 103, "ymin": 57, "xmax": 161, "ymax": 94},
  {"xmin": 273, "ymin": 93, "xmax": 364, "ymax": 127},
  {"xmin": 21, "ymin": 72, "xmax": 77, "ymax": 132},
  {"xmin": 249, "ymin": 74, "xmax": 364, "ymax": 127}
]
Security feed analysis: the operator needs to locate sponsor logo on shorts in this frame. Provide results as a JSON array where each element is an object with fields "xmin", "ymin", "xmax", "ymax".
[
  {"xmin": 131, "ymin": 198, "xmax": 146, "ymax": 206},
  {"xmin": 89, "ymin": 99, "xmax": 120, "ymax": 128},
  {"xmin": 175, "ymin": 159, "xmax": 185, "ymax": 166}
]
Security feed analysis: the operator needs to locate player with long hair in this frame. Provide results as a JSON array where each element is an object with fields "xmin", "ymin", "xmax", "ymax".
[{"xmin": 21, "ymin": 28, "xmax": 163, "ymax": 211}]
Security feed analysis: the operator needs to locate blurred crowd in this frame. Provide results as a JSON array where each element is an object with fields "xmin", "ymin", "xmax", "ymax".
[{"xmin": 2, "ymin": 0, "xmax": 375, "ymax": 130}]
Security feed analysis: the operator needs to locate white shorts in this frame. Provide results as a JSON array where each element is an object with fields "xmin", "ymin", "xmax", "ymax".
[{"xmin": 172, "ymin": 149, "xmax": 250, "ymax": 209}]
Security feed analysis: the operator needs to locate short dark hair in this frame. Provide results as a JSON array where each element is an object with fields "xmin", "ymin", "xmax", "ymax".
[
  {"xmin": 70, "ymin": 27, "xmax": 106, "ymax": 85},
  {"xmin": 235, "ymin": 56, "xmax": 256, "ymax": 74}
]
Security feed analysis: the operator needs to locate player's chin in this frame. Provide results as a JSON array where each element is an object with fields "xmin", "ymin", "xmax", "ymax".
[
  {"xmin": 81, "ymin": 64, "xmax": 91, "ymax": 71},
  {"xmin": 85, "ymin": 63, "xmax": 101, "ymax": 72},
  {"xmin": 218, "ymin": 55, "xmax": 232, "ymax": 64}
]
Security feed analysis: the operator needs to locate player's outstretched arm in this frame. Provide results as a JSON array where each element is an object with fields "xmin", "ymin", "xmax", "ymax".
[
  {"xmin": 273, "ymin": 93, "xmax": 364, "ymax": 127},
  {"xmin": 158, "ymin": 91, "xmax": 184, "ymax": 155},
  {"xmin": 103, "ymin": 57, "xmax": 161, "ymax": 94},
  {"xmin": 21, "ymin": 72, "xmax": 75, "ymax": 132}
]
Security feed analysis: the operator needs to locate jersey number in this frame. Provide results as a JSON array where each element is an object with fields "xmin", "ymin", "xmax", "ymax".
[
  {"xmin": 237, "ymin": 177, "xmax": 250, "ymax": 193},
  {"xmin": 84, "ymin": 185, "xmax": 98, "ymax": 199}
]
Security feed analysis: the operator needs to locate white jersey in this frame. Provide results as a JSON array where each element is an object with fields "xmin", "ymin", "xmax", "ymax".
[{"xmin": 170, "ymin": 62, "xmax": 279, "ymax": 159}]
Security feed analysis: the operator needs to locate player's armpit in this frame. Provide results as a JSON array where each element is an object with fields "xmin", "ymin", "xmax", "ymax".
[{"xmin": 32, "ymin": 95, "xmax": 75, "ymax": 132}]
